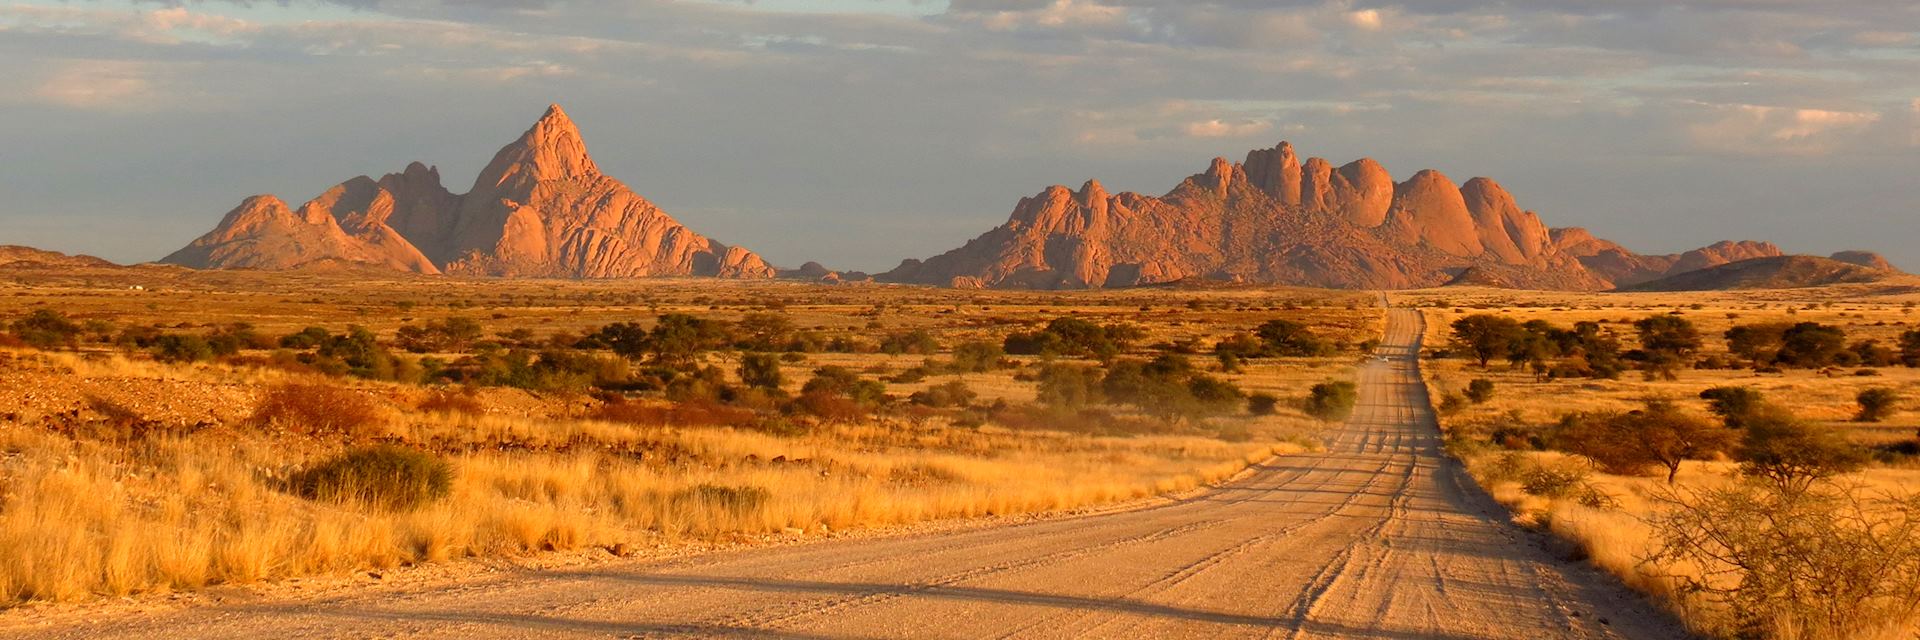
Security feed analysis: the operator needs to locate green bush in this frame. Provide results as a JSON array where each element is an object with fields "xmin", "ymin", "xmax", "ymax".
[
  {"xmin": 1856, "ymin": 387, "xmax": 1900, "ymax": 423},
  {"xmin": 1465, "ymin": 378, "xmax": 1495, "ymax": 404},
  {"xmin": 1247, "ymin": 392, "xmax": 1281, "ymax": 416},
  {"xmin": 151, "ymin": 334, "xmax": 215, "ymax": 363},
  {"xmin": 1304, "ymin": 381, "xmax": 1358, "ymax": 422},
  {"xmin": 290, "ymin": 446, "xmax": 452, "ymax": 511},
  {"xmin": 738, "ymin": 353, "xmax": 784, "ymax": 390},
  {"xmin": 9, "ymin": 309, "xmax": 82, "ymax": 349}
]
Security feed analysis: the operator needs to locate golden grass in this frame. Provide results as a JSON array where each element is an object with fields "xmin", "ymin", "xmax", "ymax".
[
  {"xmin": 0, "ymin": 405, "xmax": 1293, "ymax": 604},
  {"xmin": 1407, "ymin": 288, "xmax": 1920, "ymax": 638}
]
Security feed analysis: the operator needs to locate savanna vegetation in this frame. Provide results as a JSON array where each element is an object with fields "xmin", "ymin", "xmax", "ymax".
[
  {"xmin": 0, "ymin": 273, "xmax": 1382, "ymax": 606},
  {"xmin": 1407, "ymin": 286, "xmax": 1920, "ymax": 640}
]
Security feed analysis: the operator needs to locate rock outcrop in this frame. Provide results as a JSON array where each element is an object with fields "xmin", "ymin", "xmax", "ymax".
[
  {"xmin": 1830, "ymin": 250, "xmax": 1897, "ymax": 271},
  {"xmin": 163, "ymin": 105, "xmax": 773, "ymax": 279}
]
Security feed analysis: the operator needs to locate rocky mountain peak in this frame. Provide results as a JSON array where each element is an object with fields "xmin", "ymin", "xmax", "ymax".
[
  {"xmin": 471, "ymin": 103, "xmax": 598, "ymax": 194},
  {"xmin": 164, "ymin": 104, "xmax": 772, "ymax": 280}
]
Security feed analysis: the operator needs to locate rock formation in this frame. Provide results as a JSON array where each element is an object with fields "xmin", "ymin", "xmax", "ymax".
[
  {"xmin": 163, "ymin": 105, "xmax": 774, "ymax": 279},
  {"xmin": 880, "ymin": 142, "xmax": 1729, "ymax": 290},
  {"xmin": 1829, "ymin": 250, "xmax": 1897, "ymax": 271}
]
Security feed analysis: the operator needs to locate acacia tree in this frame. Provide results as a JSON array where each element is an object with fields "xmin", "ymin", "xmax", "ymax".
[
  {"xmin": 1635, "ymin": 315, "xmax": 1703, "ymax": 379},
  {"xmin": 1739, "ymin": 409, "xmax": 1865, "ymax": 496},
  {"xmin": 1558, "ymin": 400, "xmax": 1732, "ymax": 483},
  {"xmin": 1450, "ymin": 315, "xmax": 1525, "ymax": 368}
]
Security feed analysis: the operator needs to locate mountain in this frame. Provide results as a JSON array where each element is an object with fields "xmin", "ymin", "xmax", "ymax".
[
  {"xmin": 880, "ymin": 142, "xmax": 1806, "ymax": 291},
  {"xmin": 1623, "ymin": 255, "xmax": 1897, "ymax": 292},
  {"xmin": 163, "ymin": 105, "xmax": 774, "ymax": 279}
]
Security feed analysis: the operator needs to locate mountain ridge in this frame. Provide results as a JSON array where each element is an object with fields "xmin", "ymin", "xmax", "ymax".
[{"xmin": 878, "ymin": 141, "xmax": 1830, "ymax": 291}]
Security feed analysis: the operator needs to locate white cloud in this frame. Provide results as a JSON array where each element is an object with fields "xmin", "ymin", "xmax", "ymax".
[
  {"xmin": 1184, "ymin": 118, "xmax": 1273, "ymax": 138},
  {"xmin": 1346, "ymin": 9, "xmax": 1382, "ymax": 32},
  {"xmin": 1685, "ymin": 102, "xmax": 1883, "ymax": 156},
  {"xmin": 32, "ymin": 60, "xmax": 160, "ymax": 110}
]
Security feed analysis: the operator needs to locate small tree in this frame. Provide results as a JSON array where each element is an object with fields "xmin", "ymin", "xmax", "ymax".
[
  {"xmin": 1739, "ymin": 410, "xmax": 1864, "ymax": 496},
  {"xmin": 1700, "ymin": 386, "xmax": 1767, "ymax": 429},
  {"xmin": 737, "ymin": 353, "xmax": 783, "ymax": 390},
  {"xmin": 1304, "ymin": 381, "xmax": 1358, "ymax": 422},
  {"xmin": 1465, "ymin": 378, "xmax": 1496, "ymax": 404},
  {"xmin": 1450, "ymin": 315, "xmax": 1524, "ymax": 368},
  {"xmin": 1558, "ymin": 400, "xmax": 1732, "ymax": 483},
  {"xmin": 1635, "ymin": 314, "xmax": 1703, "ymax": 379},
  {"xmin": 8, "ymin": 309, "xmax": 82, "ymax": 349},
  {"xmin": 1247, "ymin": 392, "xmax": 1280, "ymax": 416},
  {"xmin": 1900, "ymin": 329, "xmax": 1920, "ymax": 367},
  {"xmin": 1856, "ymin": 387, "xmax": 1900, "ymax": 423},
  {"xmin": 1036, "ymin": 364, "xmax": 1103, "ymax": 410}
]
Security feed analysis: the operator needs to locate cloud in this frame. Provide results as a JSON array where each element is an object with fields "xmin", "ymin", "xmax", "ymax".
[
  {"xmin": 31, "ymin": 59, "xmax": 160, "ymax": 110},
  {"xmin": 1684, "ymin": 102, "xmax": 1883, "ymax": 156},
  {"xmin": 1183, "ymin": 118, "xmax": 1273, "ymax": 138}
]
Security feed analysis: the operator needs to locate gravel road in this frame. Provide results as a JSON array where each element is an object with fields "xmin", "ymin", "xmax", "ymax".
[{"xmin": 11, "ymin": 308, "xmax": 1688, "ymax": 639}]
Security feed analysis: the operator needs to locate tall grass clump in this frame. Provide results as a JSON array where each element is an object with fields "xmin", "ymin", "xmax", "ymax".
[
  {"xmin": 252, "ymin": 382, "xmax": 384, "ymax": 439},
  {"xmin": 290, "ymin": 446, "xmax": 453, "ymax": 511}
]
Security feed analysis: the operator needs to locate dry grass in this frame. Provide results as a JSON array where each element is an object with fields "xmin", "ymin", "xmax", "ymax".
[
  {"xmin": 0, "ymin": 274, "xmax": 1375, "ymax": 606},
  {"xmin": 1406, "ymin": 287, "xmax": 1920, "ymax": 638}
]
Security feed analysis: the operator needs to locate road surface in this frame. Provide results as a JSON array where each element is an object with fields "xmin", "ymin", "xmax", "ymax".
[{"xmin": 14, "ymin": 308, "xmax": 1686, "ymax": 639}]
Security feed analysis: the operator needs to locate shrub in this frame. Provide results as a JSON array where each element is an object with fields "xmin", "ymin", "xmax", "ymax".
[
  {"xmin": 1465, "ymin": 378, "xmax": 1495, "ymax": 404},
  {"xmin": 879, "ymin": 330, "xmax": 940, "ymax": 356},
  {"xmin": 9, "ymin": 309, "xmax": 82, "ymax": 349},
  {"xmin": 1700, "ymin": 386, "xmax": 1766, "ymax": 429},
  {"xmin": 1035, "ymin": 364, "xmax": 1103, "ymax": 410},
  {"xmin": 1519, "ymin": 461, "xmax": 1590, "ymax": 498},
  {"xmin": 1554, "ymin": 400, "xmax": 1732, "ymax": 483},
  {"xmin": 909, "ymin": 380, "xmax": 976, "ymax": 408},
  {"xmin": 252, "ymin": 383, "xmax": 384, "ymax": 439},
  {"xmin": 1648, "ymin": 481, "xmax": 1920, "ymax": 639},
  {"xmin": 151, "ymin": 334, "xmax": 214, "ymax": 363},
  {"xmin": 738, "ymin": 353, "xmax": 784, "ymax": 390},
  {"xmin": 1253, "ymin": 319, "xmax": 1334, "ymax": 357},
  {"xmin": 290, "ymin": 446, "xmax": 452, "ymax": 511},
  {"xmin": 1856, "ymin": 387, "xmax": 1900, "ymax": 423},
  {"xmin": 948, "ymin": 340, "xmax": 1004, "ymax": 373},
  {"xmin": 1247, "ymin": 392, "xmax": 1280, "ymax": 416},
  {"xmin": 1304, "ymin": 381, "xmax": 1358, "ymax": 422},
  {"xmin": 1740, "ymin": 410, "xmax": 1866, "ymax": 496}
]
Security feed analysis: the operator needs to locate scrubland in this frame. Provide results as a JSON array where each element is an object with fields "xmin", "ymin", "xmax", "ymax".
[
  {"xmin": 0, "ymin": 269, "xmax": 1379, "ymax": 606},
  {"xmin": 1402, "ymin": 285, "xmax": 1920, "ymax": 639}
]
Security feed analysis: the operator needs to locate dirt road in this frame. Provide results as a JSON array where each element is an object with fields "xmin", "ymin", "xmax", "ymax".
[{"xmin": 13, "ymin": 308, "xmax": 1686, "ymax": 639}]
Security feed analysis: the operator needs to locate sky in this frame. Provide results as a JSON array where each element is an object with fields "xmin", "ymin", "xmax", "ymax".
[{"xmin": 1, "ymin": 0, "xmax": 1916, "ymax": 273}]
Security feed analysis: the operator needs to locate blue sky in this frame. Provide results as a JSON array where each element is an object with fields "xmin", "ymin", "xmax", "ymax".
[{"xmin": 2, "ymin": 0, "xmax": 1916, "ymax": 272}]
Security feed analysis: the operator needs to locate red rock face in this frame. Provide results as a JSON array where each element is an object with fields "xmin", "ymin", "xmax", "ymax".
[
  {"xmin": 163, "ymin": 104, "xmax": 773, "ymax": 280},
  {"xmin": 882, "ymin": 141, "xmax": 1792, "ymax": 291}
]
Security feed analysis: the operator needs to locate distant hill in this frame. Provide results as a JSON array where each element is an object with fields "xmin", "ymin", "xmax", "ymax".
[
  {"xmin": 0, "ymin": 245, "xmax": 115, "ymax": 269},
  {"xmin": 1621, "ymin": 255, "xmax": 1899, "ymax": 292}
]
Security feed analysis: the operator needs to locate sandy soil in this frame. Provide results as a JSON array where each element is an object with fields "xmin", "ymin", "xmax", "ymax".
[{"xmin": 0, "ymin": 309, "xmax": 1688, "ymax": 639}]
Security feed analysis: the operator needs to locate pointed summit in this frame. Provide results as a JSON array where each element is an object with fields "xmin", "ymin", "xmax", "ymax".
[
  {"xmin": 471, "ymin": 103, "xmax": 598, "ymax": 193},
  {"xmin": 164, "ymin": 103, "xmax": 775, "ymax": 280}
]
